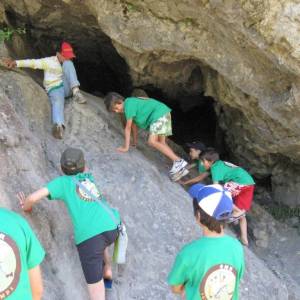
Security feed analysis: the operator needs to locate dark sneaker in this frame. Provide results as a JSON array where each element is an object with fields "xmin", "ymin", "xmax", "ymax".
[
  {"xmin": 170, "ymin": 168, "xmax": 189, "ymax": 182},
  {"xmin": 52, "ymin": 124, "xmax": 64, "ymax": 139},
  {"xmin": 73, "ymin": 91, "xmax": 87, "ymax": 104}
]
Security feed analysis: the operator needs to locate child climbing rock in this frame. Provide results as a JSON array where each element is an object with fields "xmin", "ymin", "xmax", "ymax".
[
  {"xmin": 168, "ymin": 184, "xmax": 244, "ymax": 300},
  {"xmin": 200, "ymin": 149, "xmax": 255, "ymax": 246},
  {"xmin": 180, "ymin": 141, "xmax": 211, "ymax": 185},
  {"xmin": 17, "ymin": 148, "xmax": 121, "ymax": 300},
  {"xmin": 0, "ymin": 208, "xmax": 45, "ymax": 300},
  {"xmin": 104, "ymin": 92, "xmax": 189, "ymax": 181},
  {"xmin": 3, "ymin": 42, "xmax": 86, "ymax": 139}
]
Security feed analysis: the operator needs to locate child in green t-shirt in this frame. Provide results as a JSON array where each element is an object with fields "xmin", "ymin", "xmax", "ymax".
[
  {"xmin": 168, "ymin": 184, "xmax": 244, "ymax": 300},
  {"xmin": 200, "ymin": 149, "xmax": 255, "ymax": 246},
  {"xmin": 180, "ymin": 141, "xmax": 211, "ymax": 185},
  {"xmin": 17, "ymin": 148, "xmax": 121, "ymax": 300},
  {"xmin": 0, "ymin": 208, "xmax": 45, "ymax": 300},
  {"xmin": 104, "ymin": 92, "xmax": 189, "ymax": 181}
]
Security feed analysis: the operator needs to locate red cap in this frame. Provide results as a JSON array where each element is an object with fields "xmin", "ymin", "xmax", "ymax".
[{"xmin": 60, "ymin": 42, "xmax": 76, "ymax": 59}]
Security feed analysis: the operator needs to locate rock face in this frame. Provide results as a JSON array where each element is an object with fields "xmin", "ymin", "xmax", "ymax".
[
  {"xmin": 1, "ymin": 1, "xmax": 300, "ymax": 298},
  {"xmin": 0, "ymin": 64, "xmax": 299, "ymax": 299},
  {"xmin": 1, "ymin": 0, "xmax": 300, "ymax": 205}
]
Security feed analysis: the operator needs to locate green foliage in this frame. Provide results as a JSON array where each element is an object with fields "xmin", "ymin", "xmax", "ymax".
[{"xmin": 0, "ymin": 27, "xmax": 26, "ymax": 43}]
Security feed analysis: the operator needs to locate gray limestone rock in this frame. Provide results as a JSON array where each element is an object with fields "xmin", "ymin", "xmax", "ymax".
[{"xmin": 0, "ymin": 68, "xmax": 299, "ymax": 299}]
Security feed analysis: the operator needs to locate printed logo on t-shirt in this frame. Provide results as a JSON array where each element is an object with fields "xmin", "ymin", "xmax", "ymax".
[
  {"xmin": 76, "ymin": 179, "xmax": 101, "ymax": 202},
  {"xmin": 200, "ymin": 264, "xmax": 237, "ymax": 300},
  {"xmin": 224, "ymin": 161, "xmax": 238, "ymax": 168},
  {"xmin": 0, "ymin": 232, "xmax": 21, "ymax": 299}
]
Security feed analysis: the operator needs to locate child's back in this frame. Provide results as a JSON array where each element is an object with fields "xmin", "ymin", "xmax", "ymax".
[
  {"xmin": 46, "ymin": 172, "xmax": 120, "ymax": 244},
  {"xmin": 124, "ymin": 97, "xmax": 171, "ymax": 130},
  {"xmin": 169, "ymin": 235, "xmax": 244, "ymax": 300},
  {"xmin": 211, "ymin": 160, "xmax": 255, "ymax": 185}
]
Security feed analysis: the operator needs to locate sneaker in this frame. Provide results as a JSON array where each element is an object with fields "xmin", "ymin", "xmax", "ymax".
[
  {"xmin": 73, "ymin": 91, "xmax": 87, "ymax": 104},
  {"xmin": 52, "ymin": 124, "xmax": 64, "ymax": 139},
  {"xmin": 170, "ymin": 168, "xmax": 189, "ymax": 182},
  {"xmin": 169, "ymin": 159, "xmax": 188, "ymax": 175}
]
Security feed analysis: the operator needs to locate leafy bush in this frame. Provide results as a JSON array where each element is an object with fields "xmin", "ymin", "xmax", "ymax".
[{"xmin": 0, "ymin": 27, "xmax": 26, "ymax": 43}]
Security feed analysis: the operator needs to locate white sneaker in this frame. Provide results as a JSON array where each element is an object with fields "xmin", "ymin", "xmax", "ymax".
[
  {"xmin": 170, "ymin": 168, "xmax": 189, "ymax": 182},
  {"xmin": 169, "ymin": 159, "xmax": 188, "ymax": 175}
]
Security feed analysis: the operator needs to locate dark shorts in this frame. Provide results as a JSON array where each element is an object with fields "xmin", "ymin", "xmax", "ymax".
[{"xmin": 77, "ymin": 229, "xmax": 118, "ymax": 284}]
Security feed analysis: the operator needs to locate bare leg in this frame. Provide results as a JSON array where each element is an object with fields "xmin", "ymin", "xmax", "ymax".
[
  {"xmin": 232, "ymin": 205, "xmax": 245, "ymax": 217},
  {"xmin": 148, "ymin": 134, "xmax": 180, "ymax": 162},
  {"xmin": 87, "ymin": 280, "xmax": 105, "ymax": 300},
  {"xmin": 158, "ymin": 135, "xmax": 166, "ymax": 145},
  {"xmin": 239, "ymin": 216, "xmax": 248, "ymax": 246},
  {"xmin": 103, "ymin": 248, "xmax": 112, "ymax": 279}
]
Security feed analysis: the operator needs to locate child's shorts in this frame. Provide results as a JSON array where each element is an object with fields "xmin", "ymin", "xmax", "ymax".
[
  {"xmin": 76, "ymin": 229, "xmax": 118, "ymax": 284},
  {"xmin": 233, "ymin": 185, "xmax": 255, "ymax": 211},
  {"xmin": 149, "ymin": 113, "xmax": 172, "ymax": 136}
]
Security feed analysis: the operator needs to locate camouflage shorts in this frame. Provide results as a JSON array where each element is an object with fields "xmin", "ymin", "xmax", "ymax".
[{"xmin": 149, "ymin": 113, "xmax": 172, "ymax": 136}]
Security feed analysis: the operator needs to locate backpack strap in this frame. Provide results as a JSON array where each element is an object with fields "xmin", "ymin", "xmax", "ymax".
[{"xmin": 72, "ymin": 176, "xmax": 120, "ymax": 227}]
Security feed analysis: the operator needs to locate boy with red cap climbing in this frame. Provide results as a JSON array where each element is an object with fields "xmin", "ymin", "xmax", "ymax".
[
  {"xmin": 2, "ymin": 42, "xmax": 86, "ymax": 139},
  {"xmin": 17, "ymin": 147, "xmax": 121, "ymax": 300},
  {"xmin": 168, "ymin": 184, "xmax": 244, "ymax": 300},
  {"xmin": 104, "ymin": 92, "xmax": 189, "ymax": 181}
]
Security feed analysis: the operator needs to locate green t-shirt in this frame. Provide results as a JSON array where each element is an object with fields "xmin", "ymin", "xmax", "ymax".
[
  {"xmin": 0, "ymin": 208, "xmax": 45, "ymax": 300},
  {"xmin": 124, "ymin": 97, "xmax": 171, "ymax": 130},
  {"xmin": 47, "ymin": 173, "xmax": 121, "ymax": 245},
  {"xmin": 197, "ymin": 160, "xmax": 207, "ymax": 174},
  {"xmin": 168, "ymin": 235, "xmax": 244, "ymax": 300},
  {"xmin": 211, "ymin": 160, "xmax": 255, "ymax": 185}
]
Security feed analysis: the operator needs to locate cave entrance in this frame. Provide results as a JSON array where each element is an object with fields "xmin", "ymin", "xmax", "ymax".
[{"xmin": 139, "ymin": 85, "xmax": 220, "ymax": 151}]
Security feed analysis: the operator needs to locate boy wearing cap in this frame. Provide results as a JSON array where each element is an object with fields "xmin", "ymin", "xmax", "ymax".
[
  {"xmin": 104, "ymin": 92, "xmax": 189, "ymax": 181},
  {"xmin": 168, "ymin": 184, "xmax": 245, "ymax": 300},
  {"xmin": 0, "ymin": 208, "xmax": 45, "ymax": 300},
  {"xmin": 200, "ymin": 149, "xmax": 255, "ymax": 246},
  {"xmin": 180, "ymin": 142, "xmax": 210, "ymax": 185},
  {"xmin": 3, "ymin": 42, "xmax": 86, "ymax": 140},
  {"xmin": 17, "ymin": 148, "xmax": 121, "ymax": 300}
]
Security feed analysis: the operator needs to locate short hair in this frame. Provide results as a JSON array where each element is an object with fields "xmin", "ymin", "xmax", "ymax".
[
  {"xmin": 104, "ymin": 92, "xmax": 124, "ymax": 112},
  {"xmin": 200, "ymin": 149, "xmax": 219, "ymax": 163},
  {"xmin": 193, "ymin": 198, "xmax": 223, "ymax": 233}
]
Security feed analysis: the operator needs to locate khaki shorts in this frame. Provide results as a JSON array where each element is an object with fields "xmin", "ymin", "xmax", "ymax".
[{"xmin": 149, "ymin": 113, "xmax": 172, "ymax": 136}]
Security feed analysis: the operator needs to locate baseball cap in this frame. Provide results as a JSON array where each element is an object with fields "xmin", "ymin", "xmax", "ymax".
[
  {"xmin": 186, "ymin": 141, "xmax": 206, "ymax": 151},
  {"xmin": 60, "ymin": 42, "xmax": 76, "ymax": 59},
  {"xmin": 188, "ymin": 184, "xmax": 233, "ymax": 221},
  {"xmin": 60, "ymin": 148, "xmax": 85, "ymax": 174}
]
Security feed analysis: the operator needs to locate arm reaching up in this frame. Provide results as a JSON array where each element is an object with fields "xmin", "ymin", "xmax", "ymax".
[{"xmin": 17, "ymin": 188, "xmax": 50, "ymax": 212}]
